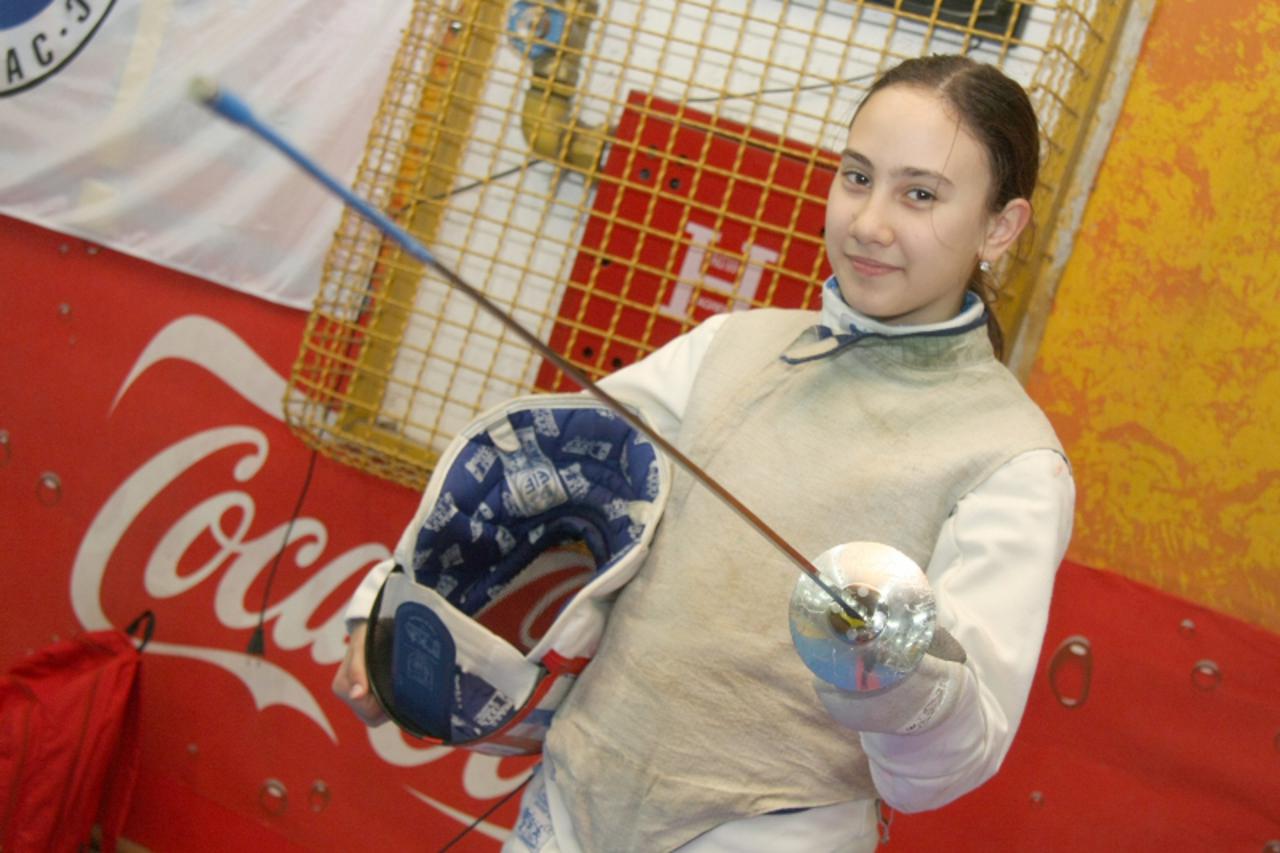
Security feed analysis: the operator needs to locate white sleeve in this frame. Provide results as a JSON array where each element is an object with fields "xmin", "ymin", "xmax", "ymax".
[
  {"xmin": 859, "ymin": 449, "xmax": 1075, "ymax": 812},
  {"xmin": 341, "ymin": 315, "xmax": 727, "ymax": 631},
  {"xmin": 344, "ymin": 557, "xmax": 395, "ymax": 629},
  {"xmin": 596, "ymin": 312, "xmax": 728, "ymax": 442}
]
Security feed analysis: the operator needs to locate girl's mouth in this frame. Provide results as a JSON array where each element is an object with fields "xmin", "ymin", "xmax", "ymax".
[{"xmin": 848, "ymin": 256, "xmax": 900, "ymax": 277}]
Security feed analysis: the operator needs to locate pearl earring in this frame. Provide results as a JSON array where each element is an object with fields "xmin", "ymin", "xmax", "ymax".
[{"xmin": 978, "ymin": 260, "xmax": 992, "ymax": 274}]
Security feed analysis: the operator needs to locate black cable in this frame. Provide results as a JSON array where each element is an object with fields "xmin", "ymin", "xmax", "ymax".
[
  {"xmin": 421, "ymin": 71, "xmax": 877, "ymax": 204},
  {"xmin": 247, "ymin": 448, "xmax": 319, "ymax": 656},
  {"xmin": 684, "ymin": 70, "xmax": 878, "ymax": 104},
  {"xmin": 407, "ymin": 71, "xmax": 875, "ymax": 205},
  {"xmin": 435, "ymin": 775, "xmax": 532, "ymax": 853},
  {"xmin": 434, "ymin": 159, "xmax": 544, "ymax": 200},
  {"xmin": 387, "ymin": 158, "xmax": 545, "ymax": 221}
]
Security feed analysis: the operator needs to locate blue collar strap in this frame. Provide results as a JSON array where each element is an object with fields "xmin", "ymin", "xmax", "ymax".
[{"xmin": 781, "ymin": 311, "xmax": 989, "ymax": 365}]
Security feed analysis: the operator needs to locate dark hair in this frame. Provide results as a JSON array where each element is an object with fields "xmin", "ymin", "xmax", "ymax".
[{"xmin": 855, "ymin": 55, "xmax": 1040, "ymax": 358}]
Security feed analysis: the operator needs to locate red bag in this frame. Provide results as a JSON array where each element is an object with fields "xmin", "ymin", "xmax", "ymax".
[{"xmin": 0, "ymin": 612, "xmax": 153, "ymax": 853}]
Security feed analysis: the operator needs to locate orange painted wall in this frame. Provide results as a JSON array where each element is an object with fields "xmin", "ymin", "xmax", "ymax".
[{"xmin": 1026, "ymin": 0, "xmax": 1280, "ymax": 632}]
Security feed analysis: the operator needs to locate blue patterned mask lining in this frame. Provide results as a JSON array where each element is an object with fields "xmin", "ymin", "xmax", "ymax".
[
  {"xmin": 410, "ymin": 404, "xmax": 663, "ymax": 614},
  {"xmin": 375, "ymin": 399, "xmax": 667, "ymax": 747}
]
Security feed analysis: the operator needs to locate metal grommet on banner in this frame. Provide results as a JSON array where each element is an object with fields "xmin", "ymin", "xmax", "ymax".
[
  {"xmin": 309, "ymin": 780, "xmax": 331, "ymax": 813},
  {"xmin": 0, "ymin": 429, "xmax": 9, "ymax": 466},
  {"xmin": 36, "ymin": 471, "xmax": 62, "ymax": 506},
  {"xmin": 1191, "ymin": 659, "xmax": 1221, "ymax": 691},
  {"xmin": 1047, "ymin": 634, "xmax": 1092, "ymax": 709},
  {"xmin": 259, "ymin": 778, "xmax": 288, "ymax": 815},
  {"xmin": 1179, "ymin": 617, "xmax": 1196, "ymax": 635},
  {"xmin": 1029, "ymin": 790, "xmax": 1044, "ymax": 807}
]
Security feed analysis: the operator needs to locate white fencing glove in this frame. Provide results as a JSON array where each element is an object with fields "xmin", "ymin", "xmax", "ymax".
[{"xmin": 812, "ymin": 627, "xmax": 968, "ymax": 735}]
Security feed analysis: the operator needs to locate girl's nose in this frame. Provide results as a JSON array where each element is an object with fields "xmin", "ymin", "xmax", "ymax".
[{"xmin": 849, "ymin": 195, "xmax": 894, "ymax": 247}]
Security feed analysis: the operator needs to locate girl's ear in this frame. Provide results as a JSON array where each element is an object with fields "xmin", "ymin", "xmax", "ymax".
[{"xmin": 981, "ymin": 197, "xmax": 1032, "ymax": 264}]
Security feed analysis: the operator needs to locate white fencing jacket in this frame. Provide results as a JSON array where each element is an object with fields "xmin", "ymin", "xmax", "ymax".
[{"xmin": 350, "ymin": 281, "xmax": 1075, "ymax": 850}]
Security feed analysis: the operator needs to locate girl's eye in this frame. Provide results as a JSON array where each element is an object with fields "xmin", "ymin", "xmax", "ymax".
[
  {"xmin": 842, "ymin": 170, "xmax": 870, "ymax": 187},
  {"xmin": 907, "ymin": 188, "xmax": 936, "ymax": 203}
]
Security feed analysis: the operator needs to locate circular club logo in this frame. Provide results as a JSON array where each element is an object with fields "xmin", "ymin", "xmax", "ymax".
[{"xmin": 2, "ymin": 0, "xmax": 116, "ymax": 97}]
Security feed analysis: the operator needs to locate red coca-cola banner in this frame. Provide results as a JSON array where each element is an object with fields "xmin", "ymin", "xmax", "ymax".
[{"xmin": 3, "ymin": 215, "xmax": 1278, "ymax": 851}]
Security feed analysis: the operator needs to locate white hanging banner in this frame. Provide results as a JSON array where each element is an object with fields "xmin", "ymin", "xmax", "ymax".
[{"xmin": 0, "ymin": 0, "xmax": 411, "ymax": 309}]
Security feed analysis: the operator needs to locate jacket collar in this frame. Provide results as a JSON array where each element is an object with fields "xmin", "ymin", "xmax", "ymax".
[{"xmin": 782, "ymin": 277, "xmax": 988, "ymax": 365}]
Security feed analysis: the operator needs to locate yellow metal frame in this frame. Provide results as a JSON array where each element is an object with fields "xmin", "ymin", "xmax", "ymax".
[
  {"xmin": 286, "ymin": 0, "xmax": 1151, "ymax": 490},
  {"xmin": 286, "ymin": 0, "xmax": 507, "ymax": 478}
]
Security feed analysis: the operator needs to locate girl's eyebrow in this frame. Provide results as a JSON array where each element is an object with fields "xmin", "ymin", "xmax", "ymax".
[{"xmin": 841, "ymin": 149, "xmax": 954, "ymax": 188}]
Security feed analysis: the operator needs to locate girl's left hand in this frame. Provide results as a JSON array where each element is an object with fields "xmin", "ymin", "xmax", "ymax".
[{"xmin": 331, "ymin": 620, "xmax": 389, "ymax": 726}]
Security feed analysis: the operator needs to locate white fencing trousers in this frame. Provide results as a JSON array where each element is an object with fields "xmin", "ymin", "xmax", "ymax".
[{"xmin": 502, "ymin": 764, "xmax": 881, "ymax": 852}]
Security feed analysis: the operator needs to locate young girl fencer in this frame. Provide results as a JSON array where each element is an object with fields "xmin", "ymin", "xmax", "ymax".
[{"xmin": 332, "ymin": 54, "xmax": 1074, "ymax": 852}]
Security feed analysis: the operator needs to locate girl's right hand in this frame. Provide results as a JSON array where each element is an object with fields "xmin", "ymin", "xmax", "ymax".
[{"xmin": 331, "ymin": 620, "xmax": 388, "ymax": 726}]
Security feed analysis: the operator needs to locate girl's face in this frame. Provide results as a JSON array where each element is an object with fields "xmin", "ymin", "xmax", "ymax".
[{"xmin": 825, "ymin": 85, "xmax": 1022, "ymax": 326}]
